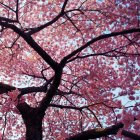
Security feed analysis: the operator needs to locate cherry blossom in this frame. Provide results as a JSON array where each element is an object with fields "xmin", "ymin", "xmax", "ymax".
[{"xmin": 0, "ymin": 0, "xmax": 140, "ymax": 140}]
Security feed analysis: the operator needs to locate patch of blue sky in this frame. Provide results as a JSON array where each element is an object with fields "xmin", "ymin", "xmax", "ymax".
[{"xmin": 96, "ymin": 0, "xmax": 104, "ymax": 3}]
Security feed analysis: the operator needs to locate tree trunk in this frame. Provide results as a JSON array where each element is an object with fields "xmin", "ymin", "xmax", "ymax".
[
  {"xmin": 17, "ymin": 103, "xmax": 44, "ymax": 140},
  {"xmin": 25, "ymin": 115, "xmax": 43, "ymax": 140}
]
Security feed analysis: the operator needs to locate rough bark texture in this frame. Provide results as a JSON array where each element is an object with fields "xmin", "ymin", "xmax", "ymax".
[
  {"xmin": 66, "ymin": 123, "xmax": 124, "ymax": 140},
  {"xmin": 66, "ymin": 123, "xmax": 140, "ymax": 140},
  {"xmin": 25, "ymin": 116, "xmax": 43, "ymax": 140},
  {"xmin": 17, "ymin": 103, "xmax": 44, "ymax": 140}
]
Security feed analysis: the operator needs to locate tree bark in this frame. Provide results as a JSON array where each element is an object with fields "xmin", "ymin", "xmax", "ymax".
[
  {"xmin": 17, "ymin": 103, "xmax": 44, "ymax": 140},
  {"xmin": 25, "ymin": 115, "xmax": 43, "ymax": 140},
  {"xmin": 66, "ymin": 122, "xmax": 140, "ymax": 140}
]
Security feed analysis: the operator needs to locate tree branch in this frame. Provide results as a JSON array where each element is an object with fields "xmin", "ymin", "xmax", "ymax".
[
  {"xmin": 66, "ymin": 122, "xmax": 140, "ymax": 140},
  {"xmin": 15, "ymin": 0, "xmax": 19, "ymax": 21},
  {"xmin": 0, "ymin": 22, "xmax": 58, "ymax": 71},
  {"xmin": 122, "ymin": 130, "xmax": 140, "ymax": 140},
  {"xmin": 0, "ymin": 2, "xmax": 15, "ymax": 12},
  {"xmin": 38, "ymin": 67, "xmax": 63, "ymax": 113},
  {"xmin": 61, "ymin": 28, "xmax": 140, "ymax": 65},
  {"xmin": 0, "ymin": 82, "xmax": 16, "ymax": 93},
  {"xmin": 66, "ymin": 123, "xmax": 124, "ymax": 140},
  {"xmin": 0, "ymin": 17, "xmax": 17, "ymax": 23},
  {"xmin": 28, "ymin": 0, "xmax": 69, "ymax": 35},
  {"xmin": 0, "ymin": 82, "xmax": 46, "ymax": 96}
]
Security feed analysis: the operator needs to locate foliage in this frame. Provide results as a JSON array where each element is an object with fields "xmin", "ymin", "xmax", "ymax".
[{"xmin": 0, "ymin": 0, "xmax": 140, "ymax": 139}]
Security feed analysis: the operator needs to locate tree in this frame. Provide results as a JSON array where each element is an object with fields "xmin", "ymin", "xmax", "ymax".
[{"xmin": 0, "ymin": 0, "xmax": 140, "ymax": 139}]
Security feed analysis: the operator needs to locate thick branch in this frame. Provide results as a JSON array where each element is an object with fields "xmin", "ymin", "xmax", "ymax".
[
  {"xmin": 66, "ymin": 123, "xmax": 124, "ymax": 140},
  {"xmin": 38, "ymin": 67, "xmax": 63, "ymax": 113},
  {"xmin": 0, "ymin": 82, "xmax": 16, "ymax": 93},
  {"xmin": 0, "ymin": 82, "xmax": 46, "ymax": 96},
  {"xmin": 0, "ymin": 17, "xmax": 17, "ymax": 23},
  {"xmin": 0, "ymin": 22, "xmax": 58, "ymax": 70},
  {"xmin": 122, "ymin": 130, "xmax": 140, "ymax": 140},
  {"xmin": 66, "ymin": 123, "xmax": 140, "ymax": 140},
  {"xmin": 61, "ymin": 28, "xmax": 140, "ymax": 64},
  {"xmin": 18, "ymin": 86, "xmax": 47, "ymax": 98},
  {"xmin": 0, "ymin": 78, "xmax": 73, "ymax": 99}
]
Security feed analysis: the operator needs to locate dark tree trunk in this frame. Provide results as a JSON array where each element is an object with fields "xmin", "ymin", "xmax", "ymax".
[
  {"xmin": 25, "ymin": 115, "xmax": 43, "ymax": 140},
  {"xmin": 17, "ymin": 103, "xmax": 44, "ymax": 140}
]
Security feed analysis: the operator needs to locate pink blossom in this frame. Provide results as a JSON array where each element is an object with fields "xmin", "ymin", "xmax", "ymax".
[{"xmin": 122, "ymin": 111, "xmax": 134, "ymax": 128}]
